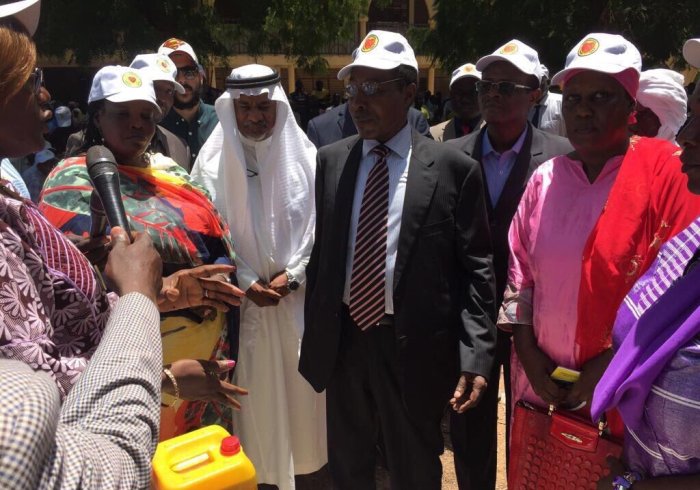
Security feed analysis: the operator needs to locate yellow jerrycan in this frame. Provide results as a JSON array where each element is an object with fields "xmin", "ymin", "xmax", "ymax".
[{"xmin": 152, "ymin": 425, "xmax": 257, "ymax": 490}]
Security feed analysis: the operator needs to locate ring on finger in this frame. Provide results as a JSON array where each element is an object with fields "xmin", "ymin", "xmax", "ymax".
[{"xmin": 216, "ymin": 273, "xmax": 231, "ymax": 283}]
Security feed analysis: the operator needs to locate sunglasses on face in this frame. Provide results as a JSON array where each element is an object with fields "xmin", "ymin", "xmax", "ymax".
[
  {"xmin": 476, "ymin": 80, "xmax": 534, "ymax": 96},
  {"xmin": 177, "ymin": 66, "xmax": 199, "ymax": 80},
  {"xmin": 344, "ymin": 77, "xmax": 404, "ymax": 98},
  {"xmin": 26, "ymin": 67, "xmax": 43, "ymax": 95}
]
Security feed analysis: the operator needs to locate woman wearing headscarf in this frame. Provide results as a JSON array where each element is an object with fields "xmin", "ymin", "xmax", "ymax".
[
  {"xmin": 39, "ymin": 65, "xmax": 246, "ymax": 439},
  {"xmin": 591, "ymin": 44, "xmax": 700, "ymax": 490},
  {"xmin": 630, "ymin": 68, "xmax": 687, "ymax": 143},
  {"xmin": 498, "ymin": 33, "xmax": 700, "ymax": 437}
]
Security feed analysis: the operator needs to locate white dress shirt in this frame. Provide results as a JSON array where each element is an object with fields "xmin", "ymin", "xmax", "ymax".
[{"xmin": 343, "ymin": 123, "xmax": 412, "ymax": 314}]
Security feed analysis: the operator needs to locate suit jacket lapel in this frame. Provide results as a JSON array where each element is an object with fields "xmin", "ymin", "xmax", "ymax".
[
  {"xmin": 394, "ymin": 132, "xmax": 438, "ymax": 291},
  {"xmin": 333, "ymin": 137, "xmax": 363, "ymax": 267},
  {"xmin": 470, "ymin": 128, "xmax": 496, "ymax": 218}
]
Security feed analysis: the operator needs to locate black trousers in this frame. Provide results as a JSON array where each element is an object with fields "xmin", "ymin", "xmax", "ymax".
[
  {"xmin": 326, "ymin": 308, "xmax": 444, "ymax": 490},
  {"xmin": 450, "ymin": 329, "xmax": 512, "ymax": 490}
]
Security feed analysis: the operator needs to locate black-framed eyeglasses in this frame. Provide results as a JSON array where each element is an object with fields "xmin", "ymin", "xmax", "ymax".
[
  {"xmin": 177, "ymin": 66, "xmax": 199, "ymax": 80},
  {"xmin": 345, "ymin": 77, "xmax": 404, "ymax": 98},
  {"xmin": 476, "ymin": 80, "xmax": 534, "ymax": 96},
  {"xmin": 26, "ymin": 67, "xmax": 43, "ymax": 95}
]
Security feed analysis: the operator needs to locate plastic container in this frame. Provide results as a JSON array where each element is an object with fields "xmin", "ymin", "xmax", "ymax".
[{"xmin": 152, "ymin": 425, "xmax": 257, "ymax": 490}]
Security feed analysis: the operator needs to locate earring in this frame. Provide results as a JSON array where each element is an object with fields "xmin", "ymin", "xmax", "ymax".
[{"xmin": 628, "ymin": 112, "xmax": 637, "ymax": 125}]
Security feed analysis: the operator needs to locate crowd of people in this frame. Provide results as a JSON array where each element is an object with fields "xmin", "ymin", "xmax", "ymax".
[{"xmin": 1, "ymin": 0, "xmax": 700, "ymax": 489}]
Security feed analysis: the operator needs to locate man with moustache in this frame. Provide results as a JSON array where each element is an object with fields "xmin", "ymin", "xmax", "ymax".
[
  {"xmin": 158, "ymin": 38, "xmax": 218, "ymax": 167},
  {"xmin": 192, "ymin": 64, "xmax": 326, "ymax": 490},
  {"xmin": 128, "ymin": 53, "xmax": 191, "ymax": 170},
  {"xmin": 448, "ymin": 39, "xmax": 571, "ymax": 490},
  {"xmin": 300, "ymin": 30, "xmax": 496, "ymax": 489},
  {"xmin": 64, "ymin": 54, "xmax": 191, "ymax": 171},
  {"xmin": 430, "ymin": 62, "xmax": 482, "ymax": 142}
]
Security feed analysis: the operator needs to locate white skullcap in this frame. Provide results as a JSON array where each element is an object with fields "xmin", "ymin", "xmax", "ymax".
[
  {"xmin": 226, "ymin": 64, "xmax": 281, "ymax": 99},
  {"xmin": 637, "ymin": 69, "xmax": 688, "ymax": 142}
]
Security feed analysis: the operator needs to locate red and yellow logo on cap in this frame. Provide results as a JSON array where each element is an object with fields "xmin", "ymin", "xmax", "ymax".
[
  {"xmin": 361, "ymin": 34, "xmax": 379, "ymax": 53},
  {"xmin": 499, "ymin": 42, "xmax": 519, "ymax": 55},
  {"xmin": 578, "ymin": 38, "xmax": 599, "ymax": 57},
  {"xmin": 122, "ymin": 71, "xmax": 143, "ymax": 88},
  {"xmin": 463, "ymin": 64, "xmax": 475, "ymax": 73},
  {"xmin": 157, "ymin": 58, "xmax": 171, "ymax": 72},
  {"xmin": 163, "ymin": 38, "xmax": 186, "ymax": 50}
]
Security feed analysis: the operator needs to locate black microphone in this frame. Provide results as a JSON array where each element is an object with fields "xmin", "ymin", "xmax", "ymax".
[
  {"xmin": 86, "ymin": 145, "xmax": 132, "ymax": 241},
  {"xmin": 89, "ymin": 189, "xmax": 108, "ymax": 238}
]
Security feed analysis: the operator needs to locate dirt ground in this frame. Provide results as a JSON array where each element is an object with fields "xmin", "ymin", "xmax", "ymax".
[
  {"xmin": 290, "ymin": 371, "xmax": 508, "ymax": 490},
  {"xmin": 439, "ymin": 371, "xmax": 508, "ymax": 490}
]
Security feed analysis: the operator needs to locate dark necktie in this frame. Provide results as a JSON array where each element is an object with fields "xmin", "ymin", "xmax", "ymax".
[{"xmin": 349, "ymin": 144, "xmax": 391, "ymax": 330}]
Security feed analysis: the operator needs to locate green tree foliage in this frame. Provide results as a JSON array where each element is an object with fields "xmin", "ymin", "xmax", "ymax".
[
  {"xmin": 35, "ymin": 1, "xmax": 230, "ymax": 64},
  {"xmin": 414, "ymin": 0, "xmax": 700, "ymax": 73},
  {"xmin": 34, "ymin": 0, "xmax": 388, "ymax": 72}
]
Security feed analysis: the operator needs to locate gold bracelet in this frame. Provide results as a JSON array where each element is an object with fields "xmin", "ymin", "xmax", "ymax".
[{"xmin": 162, "ymin": 368, "xmax": 179, "ymax": 400}]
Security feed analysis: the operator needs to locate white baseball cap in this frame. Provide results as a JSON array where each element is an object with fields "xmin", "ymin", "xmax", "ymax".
[
  {"xmin": 158, "ymin": 37, "xmax": 199, "ymax": 65},
  {"xmin": 129, "ymin": 53, "xmax": 185, "ymax": 94},
  {"xmin": 476, "ymin": 40, "xmax": 545, "ymax": 82},
  {"xmin": 551, "ymin": 33, "xmax": 642, "ymax": 87},
  {"xmin": 450, "ymin": 63, "xmax": 481, "ymax": 88},
  {"xmin": 0, "ymin": 0, "xmax": 40, "ymax": 35},
  {"xmin": 54, "ymin": 105, "xmax": 71, "ymax": 127},
  {"xmin": 683, "ymin": 38, "xmax": 700, "ymax": 69},
  {"xmin": 337, "ymin": 30, "xmax": 418, "ymax": 80},
  {"xmin": 88, "ymin": 66, "xmax": 161, "ymax": 116}
]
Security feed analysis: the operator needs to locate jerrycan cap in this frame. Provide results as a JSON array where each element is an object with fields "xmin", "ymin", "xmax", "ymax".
[{"xmin": 220, "ymin": 435, "xmax": 241, "ymax": 456}]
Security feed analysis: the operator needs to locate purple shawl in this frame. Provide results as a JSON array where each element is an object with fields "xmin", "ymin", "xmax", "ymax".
[{"xmin": 592, "ymin": 254, "xmax": 700, "ymax": 430}]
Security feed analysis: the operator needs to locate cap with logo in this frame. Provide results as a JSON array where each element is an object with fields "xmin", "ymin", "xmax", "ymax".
[
  {"xmin": 0, "ymin": 0, "xmax": 41, "ymax": 35},
  {"xmin": 476, "ymin": 40, "xmax": 545, "ymax": 82},
  {"xmin": 158, "ymin": 37, "xmax": 199, "ymax": 65},
  {"xmin": 450, "ymin": 63, "xmax": 481, "ymax": 88},
  {"xmin": 130, "ymin": 54, "xmax": 185, "ymax": 94},
  {"xmin": 683, "ymin": 39, "xmax": 700, "ymax": 69},
  {"xmin": 337, "ymin": 30, "xmax": 418, "ymax": 80},
  {"xmin": 551, "ymin": 33, "xmax": 642, "ymax": 91},
  {"xmin": 88, "ymin": 65, "xmax": 161, "ymax": 117},
  {"xmin": 54, "ymin": 106, "xmax": 72, "ymax": 128}
]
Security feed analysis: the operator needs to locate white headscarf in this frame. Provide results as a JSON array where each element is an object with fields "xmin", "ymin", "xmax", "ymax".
[
  {"xmin": 636, "ymin": 69, "xmax": 688, "ymax": 142},
  {"xmin": 191, "ymin": 64, "xmax": 316, "ymax": 286}
]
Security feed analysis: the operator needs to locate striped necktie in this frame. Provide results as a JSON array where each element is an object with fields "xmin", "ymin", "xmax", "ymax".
[{"xmin": 349, "ymin": 144, "xmax": 391, "ymax": 330}]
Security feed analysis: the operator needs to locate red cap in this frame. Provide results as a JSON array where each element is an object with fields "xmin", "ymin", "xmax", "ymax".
[{"xmin": 220, "ymin": 435, "xmax": 241, "ymax": 456}]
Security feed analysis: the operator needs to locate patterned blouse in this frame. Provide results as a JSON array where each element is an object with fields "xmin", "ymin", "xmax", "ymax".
[{"xmin": 0, "ymin": 184, "xmax": 111, "ymax": 398}]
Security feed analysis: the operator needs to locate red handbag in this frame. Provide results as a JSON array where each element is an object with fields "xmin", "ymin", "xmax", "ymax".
[{"xmin": 508, "ymin": 401, "xmax": 623, "ymax": 490}]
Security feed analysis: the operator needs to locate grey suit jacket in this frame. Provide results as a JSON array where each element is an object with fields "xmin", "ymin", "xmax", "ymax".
[
  {"xmin": 306, "ymin": 102, "xmax": 432, "ymax": 149},
  {"xmin": 0, "ymin": 293, "xmax": 162, "ymax": 490},
  {"xmin": 300, "ymin": 130, "xmax": 497, "ymax": 420}
]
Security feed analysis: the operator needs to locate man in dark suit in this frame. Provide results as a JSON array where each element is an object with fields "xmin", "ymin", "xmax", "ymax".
[
  {"xmin": 306, "ymin": 100, "xmax": 431, "ymax": 148},
  {"xmin": 447, "ymin": 39, "xmax": 573, "ymax": 490},
  {"xmin": 299, "ymin": 30, "xmax": 497, "ymax": 489},
  {"xmin": 431, "ymin": 62, "xmax": 483, "ymax": 142}
]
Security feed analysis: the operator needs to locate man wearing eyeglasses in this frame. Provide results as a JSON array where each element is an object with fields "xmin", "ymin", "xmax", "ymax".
[
  {"xmin": 158, "ymin": 38, "xmax": 218, "ymax": 168},
  {"xmin": 192, "ymin": 64, "xmax": 327, "ymax": 490},
  {"xmin": 430, "ymin": 62, "xmax": 483, "ymax": 142},
  {"xmin": 447, "ymin": 39, "xmax": 572, "ymax": 490},
  {"xmin": 300, "ymin": 30, "xmax": 497, "ymax": 489}
]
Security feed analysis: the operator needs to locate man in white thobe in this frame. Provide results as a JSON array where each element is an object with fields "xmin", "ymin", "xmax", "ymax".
[{"xmin": 192, "ymin": 64, "xmax": 326, "ymax": 490}]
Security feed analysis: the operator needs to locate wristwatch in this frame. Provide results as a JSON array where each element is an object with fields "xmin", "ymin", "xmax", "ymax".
[{"xmin": 285, "ymin": 270, "xmax": 300, "ymax": 291}]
